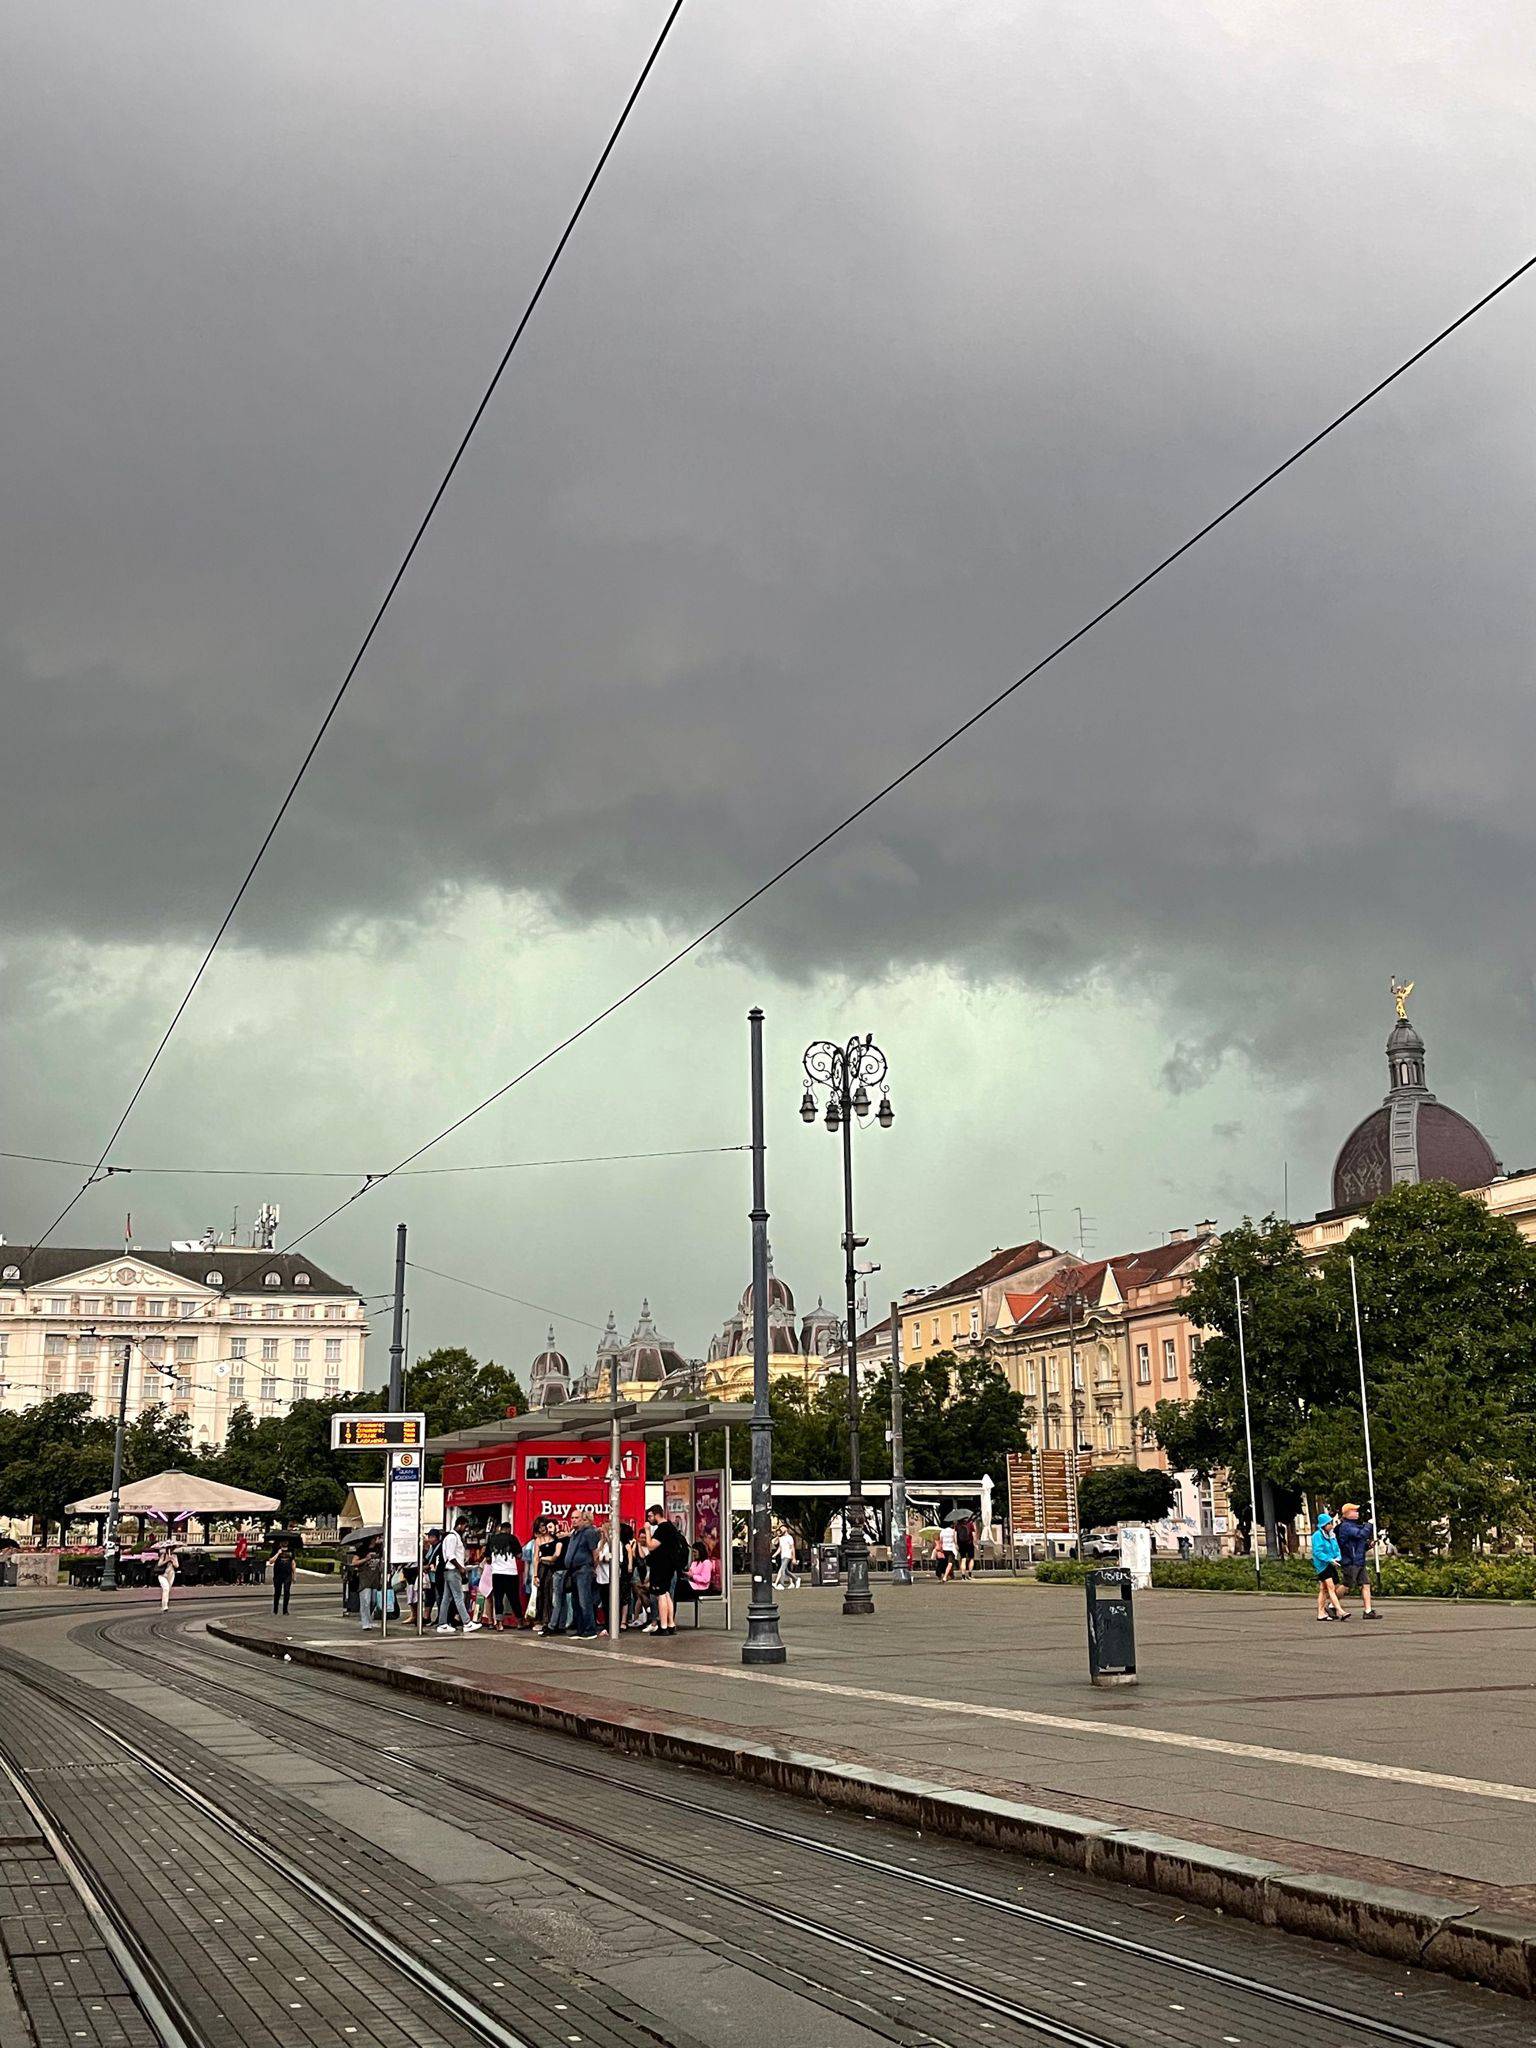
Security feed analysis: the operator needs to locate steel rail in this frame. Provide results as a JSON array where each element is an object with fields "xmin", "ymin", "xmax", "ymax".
[
  {"xmin": 0, "ymin": 1740, "xmax": 202, "ymax": 2048},
  {"xmin": 101, "ymin": 1615, "xmax": 1466, "ymax": 2048},
  {"xmin": 0, "ymin": 1659, "xmax": 537, "ymax": 2048}
]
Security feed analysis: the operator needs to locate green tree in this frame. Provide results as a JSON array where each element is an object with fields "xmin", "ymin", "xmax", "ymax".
[
  {"xmin": 404, "ymin": 1347, "xmax": 527, "ymax": 1438},
  {"xmin": 1148, "ymin": 1215, "xmax": 1338, "ymax": 1541},
  {"xmin": 1077, "ymin": 1465, "xmax": 1177, "ymax": 1530},
  {"xmin": 123, "ymin": 1405, "xmax": 200, "ymax": 1481},
  {"xmin": 0, "ymin": 1395, "xmax": 114, "ymax": 1537},
  {"xmin": 1309, "ymin": 1183, "xmax": 1536, "ymax": 1553}
]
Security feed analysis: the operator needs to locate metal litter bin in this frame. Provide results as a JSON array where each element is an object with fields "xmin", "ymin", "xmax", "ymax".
[
  {"xmin": 812, "ymin": 1544, "xmax": 842, "ymax": 1587},
  {"xmin": 1085, "ymin": 1566, "xmax": 1137, "ymax": 1686}
]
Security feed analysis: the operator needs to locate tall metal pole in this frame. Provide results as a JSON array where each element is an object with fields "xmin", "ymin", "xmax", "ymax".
[
  {"xmin": 888, "ymin": 1298, "xmax": 910, "ymax": 1584},
  {"xmin": 1233, "ymin": 1274, "xmax": 1262, "ymax": 1587},
  {"xmin": 608, "ymin": 1348, "xmax": 623, "ymax": 1642},
  {"xmin": 101, "ymin": 1338, "xmax": 131, "ymax": 1593},
  {"xmin": 1349, "ymin": 1256, "xmax": 1383, "ymax": 1582},
  {"xmin": 743, "ymin": 1008, "xmax": 786, "ymax": 1663},
  {"xmin": 387, "ymin": 1223, "xmax": 407, "ymax": 1411},
  {"xmin": 840, "ymin": 1059, "xmax": 874, "ymax": 1616}
]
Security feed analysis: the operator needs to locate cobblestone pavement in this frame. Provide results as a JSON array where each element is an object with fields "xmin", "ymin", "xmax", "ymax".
[
  {"xmin": 2, "ymin": 1588, "xmax": 1534, "ymax": 2048},
  {"xmin": 226, "ymin": 1573, "xmax": 1536, "ymax": 1909}
]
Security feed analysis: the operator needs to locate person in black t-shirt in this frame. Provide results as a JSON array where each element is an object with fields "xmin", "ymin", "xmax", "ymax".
[{"xmin": 640, "ymin": 1506, "xmax": 688, "ymax": 1637}]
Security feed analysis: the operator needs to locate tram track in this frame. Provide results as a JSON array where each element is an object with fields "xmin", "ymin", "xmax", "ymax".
[
  {"xmin": 78, "ymin": 1608, "xmax": 1493, "ymax": 2048},
  {"xmin": 0, "ymin": 1648, "xmax": 550, "ymax": 2048}
]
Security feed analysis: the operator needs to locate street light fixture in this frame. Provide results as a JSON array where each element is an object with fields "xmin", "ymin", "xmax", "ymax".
[{"xmin": 800, "ymin": 1032, "xmax": 892, "ymax": 1617}]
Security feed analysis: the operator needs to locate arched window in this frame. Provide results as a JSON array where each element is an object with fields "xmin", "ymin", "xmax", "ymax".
[{"xmin": 205, "ymin": 1270, "xmax": 223, "ymax": 1286}]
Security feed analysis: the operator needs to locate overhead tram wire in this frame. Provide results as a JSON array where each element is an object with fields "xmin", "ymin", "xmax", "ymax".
[
  {"xmin": 0, "ymin": 1142, "xmax": 745, "ymax": 1180},
  {"xmin": 232, "ymin": 248, "xmax": 1536, "ymax": 1287},
  {"xmin": 16, "ymin": 0, "xmax": 689, "ymax": 1279},
  {"xmin": 404, "ymin": 1260, "xmax": 605, "ymax": 1331}
]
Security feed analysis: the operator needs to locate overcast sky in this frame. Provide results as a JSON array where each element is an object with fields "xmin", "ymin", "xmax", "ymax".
[{"xmin": 4, "ymin": 2, "xmax": 1534, "ymax": 1383}]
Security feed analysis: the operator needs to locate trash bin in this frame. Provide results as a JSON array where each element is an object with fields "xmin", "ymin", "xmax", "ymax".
[
  {"xmin": 812, "ymin": 1544, "xmax": 842, "ymax": 1587},
  {"xmin": 1085, "ymin": 1566, "xmax": 1137, "ymax": 1687}
]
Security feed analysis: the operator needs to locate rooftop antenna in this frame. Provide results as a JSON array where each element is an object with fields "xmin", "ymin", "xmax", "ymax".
[
  {"xmin": 1073, "ymin": 1207, "xmax": 1095, "ymax": 1257},
  {"xmin": 1031, "ymin": 1192, "xmax": 1049, "ymax": 1241},
  {"xmin": 1282, "ymin": 1161, "xmax": 1289, "ymax": 1222}
]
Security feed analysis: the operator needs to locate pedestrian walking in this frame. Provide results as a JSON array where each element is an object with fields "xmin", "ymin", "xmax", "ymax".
[
  {"xmin": 531, "ymin": 1518, "xmax": 561, "ymax": 1634},
  {"xmin": 937, "ymin": 1523, "xmax": 958, "ymax": 1582},
  {"xmin": 564, "ymin": 1510, "xmax": 601, "ymax": 1638},
  {"xmin": 270, "ymin": 1539, "xmax": 294, "ymax": 1616},
  {"xmin": 234, "ymin": 1529, "xmax": 250, "ymax": 1582},
  {"xmin": 358, "ymin": 1541, "xmax": 383, "ymax": 1629},
  {"xmin": 1312, "ymin": 1512, "xmax": 1349, "ymax": 1621},
  {"xmin": 155, "ymin": 1539, "xmax": 179, "ymax": 1611},
  {"xmin": 773, "ymin": 1525, "xmax": 800, "ymax": 1590},
  {"xmin": 489, "ymin": 1523, "xmax": 523, "ymax": 1628},
  {"xmin": 956, "ymin": 1515, "xmax": 977, "ymax": 1580},
  {"xmin": 435, "ymin": 1518, "xmax": 480, "ymax": 1633},
  {"xmin": 1337, "ymin": 1502, "xmax": 1380, "ymax": 1619}
]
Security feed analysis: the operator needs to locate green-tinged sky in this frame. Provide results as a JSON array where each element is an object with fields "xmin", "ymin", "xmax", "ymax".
[{"xmin": 3, "ymin": 2, "xmax": 1533, "ymax": 1378}]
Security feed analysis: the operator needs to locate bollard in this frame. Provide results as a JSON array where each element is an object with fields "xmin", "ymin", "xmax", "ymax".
[{"xmin": 1085, "ymin": 1566, "xmax": 1137, "ymax": 1687}]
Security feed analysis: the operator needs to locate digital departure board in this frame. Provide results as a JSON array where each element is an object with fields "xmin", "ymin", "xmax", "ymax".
[{"xmin": 330, "ymin": 1412, "xmax": 426, "ymax": 1451}]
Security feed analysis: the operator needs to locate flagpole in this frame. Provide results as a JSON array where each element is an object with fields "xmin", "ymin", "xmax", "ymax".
[
  {"xmin": 1348, "ymin": 1255, "xmax": 1383, "ymax": 1582},
  {"xmin": 1233, "ymin": 1275, "xmax": 1261, "ymax": 1588}
]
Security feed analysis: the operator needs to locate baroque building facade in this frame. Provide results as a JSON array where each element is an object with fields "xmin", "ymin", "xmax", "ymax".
[{"xmin": 0, "ymin": 1243, "xmax": 369, "ymax": 1447}]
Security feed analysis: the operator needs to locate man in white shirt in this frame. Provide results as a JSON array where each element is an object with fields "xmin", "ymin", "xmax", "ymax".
[
  {"xmin": 436, "ymin": 1518, "xmax": 480, "ymax": 1633},
  {"xmin": 773, "ymin": 1526, "xmax": 800, "ymax": 1590}
]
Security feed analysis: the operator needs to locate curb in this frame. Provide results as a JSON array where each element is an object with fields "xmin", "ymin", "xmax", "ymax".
[{"xmin": 209, "ymin": 1621, "xmax": 1536, "ymax": 2000}]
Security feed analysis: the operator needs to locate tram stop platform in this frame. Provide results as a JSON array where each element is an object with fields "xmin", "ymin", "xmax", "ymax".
[{"xmin": 211, "ymin": 1575, "xmax": 1536, "ymax": 1995}]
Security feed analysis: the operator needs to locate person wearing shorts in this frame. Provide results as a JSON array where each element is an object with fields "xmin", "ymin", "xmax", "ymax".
[
  {"xmin": 1336, "ymin": 1502, "xmax": 1379, "ymax": 1618},
  {"xmin": 1311, "ymin": 1511, "xmax": 1348, "ymax": 1621}
]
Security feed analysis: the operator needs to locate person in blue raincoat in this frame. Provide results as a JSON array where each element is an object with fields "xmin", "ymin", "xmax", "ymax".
[{"xmin": 1311, "ymin": 1512, "xmax": 1348, "ymax": 1622}]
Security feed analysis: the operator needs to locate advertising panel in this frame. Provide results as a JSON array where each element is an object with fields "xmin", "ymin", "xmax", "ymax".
[{"xmin": 692, "ymin": 1471, "xmax": 724, "ymax": 1595}]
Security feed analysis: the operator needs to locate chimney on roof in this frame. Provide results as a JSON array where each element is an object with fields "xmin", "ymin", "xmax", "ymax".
[
  {"xmin": 1168, "ymin": 1226, "xmax": 1190, "ymax": 1242},
  {"xmin": 1197, "ymin": 1218, "xmax": 1217, "ymax": 1235}
]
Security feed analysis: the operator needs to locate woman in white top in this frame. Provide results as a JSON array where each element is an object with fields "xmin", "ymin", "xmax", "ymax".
[{"xmin": 156, "ymin": 1540, "xmax": 180, "ymax": 1610}]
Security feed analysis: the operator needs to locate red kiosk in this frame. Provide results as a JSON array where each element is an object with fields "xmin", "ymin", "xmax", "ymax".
[{"xmin": 442, "ymin": 1435, "xmax": 646, "ymax": 1545}]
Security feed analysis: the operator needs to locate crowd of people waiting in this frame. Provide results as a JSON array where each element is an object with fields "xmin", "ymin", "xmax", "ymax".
[{"xmin": 348, "ymin": 1505, "xmax": 702, "ymax": 1641}]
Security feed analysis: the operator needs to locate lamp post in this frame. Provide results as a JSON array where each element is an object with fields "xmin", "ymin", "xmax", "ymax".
[
  {"xmin": 743, "ymin": 1008, "xmax": 787, "ymax": 1663},
  {"xmin": 800, "ymin": 1033, "xmax": 893, "ymax": 1618},
  {"xmin": 101, "ymin": 1336, "xmax": 132, "ymax": 1592}
]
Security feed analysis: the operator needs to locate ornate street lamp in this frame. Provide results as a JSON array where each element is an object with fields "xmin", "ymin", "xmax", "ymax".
[{"xmin": 800, "ymin": 1033, "xmax": 892, "ymax": 1616}]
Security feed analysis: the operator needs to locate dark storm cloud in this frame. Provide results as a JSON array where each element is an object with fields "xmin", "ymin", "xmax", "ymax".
[{"xmin": 4, "ymin": 1, "xmax": 1536, "ymax": 1105}]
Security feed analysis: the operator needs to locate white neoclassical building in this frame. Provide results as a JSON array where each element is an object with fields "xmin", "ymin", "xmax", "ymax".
[{"xmin": 0, "ymin": 1242, "xmax": 370, "ymax": 1446}]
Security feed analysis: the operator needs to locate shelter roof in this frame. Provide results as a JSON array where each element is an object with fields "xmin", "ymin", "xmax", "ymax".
[
  {"xmin": 66, "ymin": 1468, "xmax": 280, "ymax": 1515},
  {"xmin": 426, "ymin": 1398, "xmax": 753, "ymax": 1455}
]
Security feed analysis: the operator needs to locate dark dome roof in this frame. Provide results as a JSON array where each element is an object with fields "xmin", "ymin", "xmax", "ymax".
[
  {"xmin": 1333, "ymin": 1101, "xmax": 1498, "ymax": 1208},
  {"xmin": 1331, "ymin": 994, "xmax": 1499, "ymax": 1208},
  {"xmin": 742, "ymin": 1273, "xmax": 795, "ymax": 1316}
]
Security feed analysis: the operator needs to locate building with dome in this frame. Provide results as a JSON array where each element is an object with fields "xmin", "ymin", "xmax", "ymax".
[
  {"xmin": 702, "ymin": 1254, "xmax": 844, "ymax": 1401},
  {"xmin": 571, "ymin": 1301, "xmax": 695, "ymax": 1403},
  {"xmin": 1331, "ymin": 982, "xmax": 1501, "ymax": 1210},
  {"xmin": 527, "ymin": 1327, "xmax": 571, "ymax": 1409}
]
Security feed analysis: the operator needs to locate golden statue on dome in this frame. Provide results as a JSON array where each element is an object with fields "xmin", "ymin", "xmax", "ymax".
[{"xmin": 1391, "ymin": 976, "xmax": 1415, "ymax": 1021}]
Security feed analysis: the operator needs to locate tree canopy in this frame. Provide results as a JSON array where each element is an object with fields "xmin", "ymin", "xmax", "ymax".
[{"xmin": 1145, "ymin": 1185, "xmax": 1536, "ymax": 1554}]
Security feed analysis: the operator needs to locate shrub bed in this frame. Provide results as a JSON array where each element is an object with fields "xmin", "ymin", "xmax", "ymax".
[{"xmin": 1033, "ymin": 1555, "xmax": 1536, "ymax": 1599}]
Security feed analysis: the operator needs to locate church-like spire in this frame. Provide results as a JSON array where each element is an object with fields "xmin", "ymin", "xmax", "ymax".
[{"xmin": 1386, "ymin": 976, "xmax": 1428, "ymax": 1096}]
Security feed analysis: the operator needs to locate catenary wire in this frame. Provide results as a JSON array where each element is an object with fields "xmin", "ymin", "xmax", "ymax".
[
  {"xmin": 16, "ymin": 0, "xmax": 688, "ymax": 1279},
  {"xmin": 227, "ymin": 249, "xmax": 1536, "ymax": 1285},
  {"xmin": 0, "ymin": 1142, "xmax": 745, "ymax": 1179},
  {"xmin": 404, "ymin": 1259, "xmax": 605, "ymax": 1330}
]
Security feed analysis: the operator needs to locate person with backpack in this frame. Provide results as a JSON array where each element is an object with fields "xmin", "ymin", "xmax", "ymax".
[
  {"xmin": 640, "ymin": 1506, "xmax": 688, "ymax": 1638},
  {"xmin": 956, "ymin": 1515, "xmax": 978, "ymax": 1580},
  {"xmin": 435, "ymin": 1518, "xmax": 480, "ymax": 1633}
]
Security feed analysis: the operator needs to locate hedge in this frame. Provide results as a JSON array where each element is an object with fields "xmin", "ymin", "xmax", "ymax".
[{"xmin": 1033, "ymin": 1555, "xmax": 1536, "ymax": 1599}]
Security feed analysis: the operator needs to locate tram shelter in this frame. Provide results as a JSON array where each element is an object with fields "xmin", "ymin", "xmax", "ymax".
[{"xmin": 428, "ymin": 1398, "xmax": 752, "ymax": 1635}]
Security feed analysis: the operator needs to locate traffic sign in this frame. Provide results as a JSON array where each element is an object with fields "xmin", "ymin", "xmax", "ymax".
[{"xmin": 330, "ymin": 1411, "xmax": 426, "ymax": 1451}]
